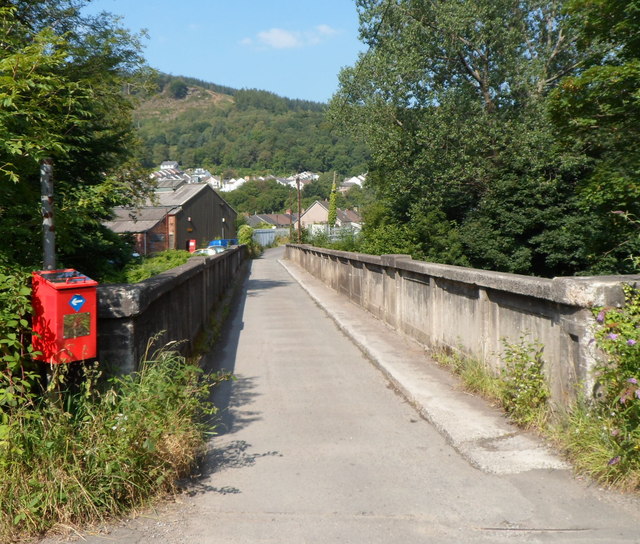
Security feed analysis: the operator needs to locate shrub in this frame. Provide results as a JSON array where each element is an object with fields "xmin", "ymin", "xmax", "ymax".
[
  {"xmin": 0, "ymin": 349, "xmax": 230, "ymax": 541},
  {"xmin": 500, "ymin": 337, "xmax": 550, "ymax": 429},
  {"xmin": 122, "ymin": 250, "xmax": 191, "ymax": 283},
  {"xmin": 237, "ymin": 225, "xmax": 262, "ymax": 257},
  {"xmin": 561, "ymin": 285, "xmax": 640, "ymax": 489}
]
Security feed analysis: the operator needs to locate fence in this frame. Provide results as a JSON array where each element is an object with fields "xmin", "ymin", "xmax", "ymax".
[{"xmin": 253, "ymin": 228, "xmax": 290, "ymax": 247}]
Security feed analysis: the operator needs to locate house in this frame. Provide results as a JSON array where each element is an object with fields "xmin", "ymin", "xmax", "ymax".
[
  {"xmin": 299, "ymin": 200, "xmax": 363, "ymax": 234},
  {"xmin": 339, "ymin": 173, "xmax": 367, "ymax": 193},
  {"xmin": 104, "ymin": 181, "xmax": 237, "ymax": 255},
  {"xmin": 246, "ymin": 212, "xmax": 299, "ymax": 229},
  {"xmin": 160, "ymin": 160, "xmax": 180, "ymax": 170}
]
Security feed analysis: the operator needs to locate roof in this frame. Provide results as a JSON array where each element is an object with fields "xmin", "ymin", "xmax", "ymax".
[
  {"xmin": 150, "ymin": 182, "xmax": 210, "ymax": 207},
  {"xmin": 103, "ymin": 207, "xmax": 171, "ymax": 234},
  {"xmin": 247, "ymin": 213, "xmax": 297, "ymax": 228},
  {"xmin": 104, "ymin": 184, "xmax": 213, "ymax": 234}
]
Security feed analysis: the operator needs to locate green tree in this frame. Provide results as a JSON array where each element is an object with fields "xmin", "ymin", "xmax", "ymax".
[
  {"xmin": 549, "ymin": 0, "xmax": 640, "ymax": 272},
  {"xmin": 0, "ymin": 3, "xmax": 152, "ymax": 278},
  {"xmin": 328, "ymin": 174, "xmax": 338, "ymax": 227},
  {"xmin": 168, "ymin": 79, "xmax": 188, "ymax": 99},
  {"xmin": 329, "ymin": 0, "xmax": 595, "ymax": 275}
]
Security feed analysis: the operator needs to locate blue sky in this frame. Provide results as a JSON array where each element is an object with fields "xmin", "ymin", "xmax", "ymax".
[{"xmin": 83, "ymin": 0, "xmax": 365, "ymax": 103}]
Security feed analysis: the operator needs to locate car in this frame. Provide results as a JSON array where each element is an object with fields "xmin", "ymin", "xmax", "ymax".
[{"xmin": 192, "ymin": 247, "xmax": 226, "ymax": 257}]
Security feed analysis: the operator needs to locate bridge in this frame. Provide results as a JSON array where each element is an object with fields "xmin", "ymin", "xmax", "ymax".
[{"xmin": 48, "ymin": 246, "xmax": 640, "ymax": 543}]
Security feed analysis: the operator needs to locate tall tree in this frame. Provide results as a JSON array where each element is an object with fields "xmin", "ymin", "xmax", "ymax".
[
  {"xmin": 0, "ymin": 2, "xmax": 152, "ymax": 278},
  {"xmin": 549, "ymin": 0, "xmax": 640, "ymax": 271},
  {"xmin": 329, "ymin": 0, "xmax": 599, "ymax": 275},
  {"xmin": 328, "ymin": 173, "xmax": 338, "ymax": 227}
]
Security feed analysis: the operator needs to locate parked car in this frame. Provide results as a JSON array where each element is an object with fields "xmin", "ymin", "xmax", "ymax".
[{"xmin": 192, "ymin": 246, "xmax": 226, "ymax": 257}]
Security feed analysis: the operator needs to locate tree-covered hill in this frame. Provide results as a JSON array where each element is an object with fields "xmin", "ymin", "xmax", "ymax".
[{"xmin": 134, "ymin": 75, "xmax": 369, "ymax": 176}]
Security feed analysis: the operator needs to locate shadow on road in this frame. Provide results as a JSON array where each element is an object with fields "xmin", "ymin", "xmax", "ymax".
[{"xmin": 187, "ymin": 257, "xmax": 283, "ymax": 495}]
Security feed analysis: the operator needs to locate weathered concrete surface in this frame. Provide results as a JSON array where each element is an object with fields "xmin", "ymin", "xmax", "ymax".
[
  {"xmin": 40, "ymin": 247, "xmax": 640, "ymax": 544},
  {"xmin": 97, "ymin": 246, "xmax": 246, "ymax": 374},
  {"xmin": 285, "ymin": 244, "xmax": 640, "ymax": 407}
]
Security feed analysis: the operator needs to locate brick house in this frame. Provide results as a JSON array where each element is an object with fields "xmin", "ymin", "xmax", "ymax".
[{"xmin": 105, "ymin": 182, "xmax": 237, "ymax": 255}]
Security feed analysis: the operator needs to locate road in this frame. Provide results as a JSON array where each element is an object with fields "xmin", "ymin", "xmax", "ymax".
[{"xmin": 42, "ymin": 246, "xmax": 640, "ymax": 543}]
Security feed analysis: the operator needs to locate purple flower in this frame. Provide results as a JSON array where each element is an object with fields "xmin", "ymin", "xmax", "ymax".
[
  {"xmin": 596, "ymin": 310, "xmax": 606, "ymax": 323},
  {"xmin": 628, "ymin": 378, "xmax": 638, "ymax": 384},
  {"xmin": 636, "ymin": 390, "xmax": 640, "ymax": 400},
  {"xmin": 607, "ymin": 333, "xmax": 619, "ymax": 341},
  {"xmin": 608, "ymin": 456, "xmax": 621, "ymax": 466},
  {"xmin": 627, "ymin": 339, "xmax": 637, "ymax": 346}
]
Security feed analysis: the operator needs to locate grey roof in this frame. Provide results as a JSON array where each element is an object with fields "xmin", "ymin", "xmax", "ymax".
[
  {"xmin": 103, "ymin": 207, "xmax": 171, "ymax": 234},
  {"xmin": 150, "ymin": 182, "xmax": 209, "ymax": 207},
  {"xmin": 105, "ymin": 184, "xmax": 211, "ymax": 234}
]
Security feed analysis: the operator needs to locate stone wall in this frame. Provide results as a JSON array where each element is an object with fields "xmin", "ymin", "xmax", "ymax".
[
  {"xmin": 97, "ymin": 246, "xmax": 246, "ymax": 374},
  {"xmin": 285, "ymin": 244, "xmax": 640, "ymax": 405}
]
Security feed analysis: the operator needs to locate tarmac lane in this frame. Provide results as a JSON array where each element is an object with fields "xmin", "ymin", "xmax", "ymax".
[{"xmin": 40, "ymin": 246, "xmax": 640, "ymax": 543}]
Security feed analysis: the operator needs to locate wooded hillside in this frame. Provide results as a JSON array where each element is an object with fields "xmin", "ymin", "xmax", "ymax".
[{"xmin": 134, "ymin": 75, "xmax": 369, "ymax": 176}]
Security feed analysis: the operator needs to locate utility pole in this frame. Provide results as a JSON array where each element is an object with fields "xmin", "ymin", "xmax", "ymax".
[
  {"xmin": 40, "ymin": 158, "xmax": 55, "ymax": 270},
  {"xmin": 296, "ymin": 176, "xmax": 302, "ymax": 243}
]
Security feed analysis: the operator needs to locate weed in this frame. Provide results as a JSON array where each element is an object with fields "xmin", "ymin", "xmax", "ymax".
[
  {"xmin": 433, "ymin": 349, "xmax": 503, "ymax": 403},
  {"xmin": 122, "ymin": 250, "xmax": 192, "ymax": 283},
  {"xmin": 500, "ymin": 336, "xmax": 550, "ymax": 429},
  {"xmin": 0, "ymin": 349, "xmax": 230, "ymax": 541}
]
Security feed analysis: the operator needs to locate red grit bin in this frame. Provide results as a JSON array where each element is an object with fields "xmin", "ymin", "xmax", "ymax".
[{"xmin": 32, "ymin": 269, "xmax": 98, "ymax": 364}]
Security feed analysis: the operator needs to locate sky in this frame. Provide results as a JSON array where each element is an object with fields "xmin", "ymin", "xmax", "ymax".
[{"xmin": 83, "ymin": 0, "xmax": 366, "ymax": 103}]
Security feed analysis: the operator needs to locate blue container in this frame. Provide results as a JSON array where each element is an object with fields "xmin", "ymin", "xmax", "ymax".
[{"xmin": 208, "ymin": 238, "xmax": 238, "ymax": 248}]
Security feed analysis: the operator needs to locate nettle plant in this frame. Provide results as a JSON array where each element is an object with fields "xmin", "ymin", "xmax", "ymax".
[{"xmin": 593, "ymin": 284, "xmax": 640, "ymax": 467}]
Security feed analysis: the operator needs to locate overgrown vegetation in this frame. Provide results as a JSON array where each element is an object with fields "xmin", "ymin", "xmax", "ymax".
[
  {"xmin": 111, "ymin": 250, "xmax": 192, "ymax": 283},
  {"xmin": 434, "ymin": 337, "xmax": 550, "ymax": 430},
  {"xmin": 329, "ymin": 0, "xmax": 640, "ymax": 277},
  {"xmin": 435, "ymin": 288, "xmax": 640, "ymax": 492},
  {"xmin": 0, "ymin": 349, "xmax": 229, "ymax": 541},
  {"xmin": 0, "ymin": 269, "xmax": 230, "ymax": 541},
  {"xmin": 555, "ymin": 285, "xmax": 640, "ymax": 490},
  {"xmin": 238, "ymin": 225, "xmax": 262, "ymax": 258}
]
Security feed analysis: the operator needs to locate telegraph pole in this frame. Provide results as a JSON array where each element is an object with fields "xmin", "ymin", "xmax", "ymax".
[
  {"xmin": 296, "ymin": 176, "xmax": 302, "ymax": 243},
  {"xmin": 40, "ymin": 158, "xmax": 55, "ymax": 270}
]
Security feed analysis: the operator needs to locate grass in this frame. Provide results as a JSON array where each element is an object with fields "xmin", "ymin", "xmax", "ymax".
[
  {"xmin": 123, "ymin": 250, "xmax": 192, "ymax": 283},
  {"xmin": 0, "ymin": 348, "xmax": 230, "ymax": 542},
  {"xmin": 432, "ymin": 345, "xmax": 640, "ymax": 493}
]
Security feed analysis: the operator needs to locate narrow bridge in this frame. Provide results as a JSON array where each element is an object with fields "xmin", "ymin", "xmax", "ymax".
[{"xmin": 46, "ymin": 247, "xmax": 640, "ymax": 543}]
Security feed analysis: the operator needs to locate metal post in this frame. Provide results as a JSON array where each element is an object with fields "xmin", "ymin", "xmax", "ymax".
[
  {"xmin": 296, "ymin": 176, "xmax": 302, "ymax": 243},
  {"xmin": 40, "ymin": 158, "xmax": 55, "ymax": 270}
]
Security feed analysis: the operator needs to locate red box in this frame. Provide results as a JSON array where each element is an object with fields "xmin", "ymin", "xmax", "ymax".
[{"xmin": 32, "ymin": 269, "xmax": 98, "ymax": 364}]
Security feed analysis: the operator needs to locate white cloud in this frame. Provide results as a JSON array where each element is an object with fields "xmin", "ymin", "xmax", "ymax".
[
  {"xmin": 316, "ymin": 24, "xmax": 338, "ymax": 37},
  {"xmin": 242, "ymin": 24, "xmax": 340, "ymax": 50},
  {"xmin": 258, "ymin": 28, "xmax": 303, "ymax": 49}
]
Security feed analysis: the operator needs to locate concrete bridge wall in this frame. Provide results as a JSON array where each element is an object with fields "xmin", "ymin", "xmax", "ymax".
[
  {"xmin": 285, "ymin": 244, "xmax": 640, "ymax": 406},
  {"xmin": 97, "ymin": 246, "xmax": 246, "ymax": 374}
]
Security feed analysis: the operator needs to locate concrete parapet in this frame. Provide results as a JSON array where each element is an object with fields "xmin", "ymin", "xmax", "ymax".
[
  {"xmin": 284, "ymin": 244, "xmax": 640, "ymax": 406},
  {"xmin": 98, "ymin": 246, "xmax": 247, "ymax": 374}
]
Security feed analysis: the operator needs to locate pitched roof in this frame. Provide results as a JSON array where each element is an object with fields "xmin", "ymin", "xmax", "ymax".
[
  {"xmin": 105, "ymin": 184, "xmax": 213, "ymax": 234},
  {"xmin": 103, "ymin": 207, "xmax": 170, "ymax": 234}
]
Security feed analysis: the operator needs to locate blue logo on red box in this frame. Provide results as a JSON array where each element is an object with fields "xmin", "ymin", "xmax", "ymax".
[{"xmin": 69, "ymin": 294, "xmax": 86, "ymax": 312}]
